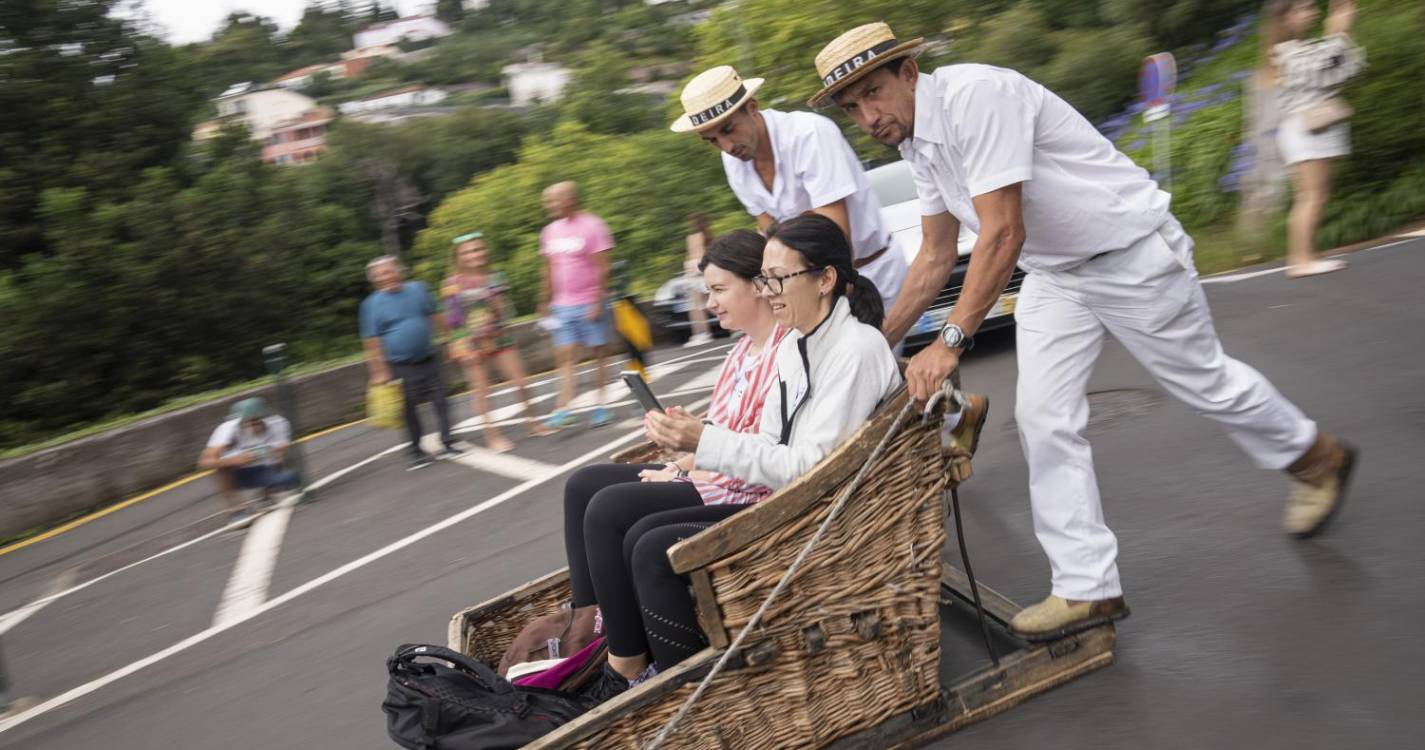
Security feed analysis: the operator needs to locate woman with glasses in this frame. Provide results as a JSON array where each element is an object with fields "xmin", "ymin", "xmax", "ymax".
[
  {"xmin": 519, "ymin": 230, "xmax": 789, "ymax": 689},
  {"xmin": 571, "ymin": 214, "xmax": 901, "ymax": 703}
]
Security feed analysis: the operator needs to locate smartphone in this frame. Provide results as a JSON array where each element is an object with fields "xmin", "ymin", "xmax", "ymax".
[{"xmin": 621, "ymin": 371, "xmax": 664, "ymax": 413}]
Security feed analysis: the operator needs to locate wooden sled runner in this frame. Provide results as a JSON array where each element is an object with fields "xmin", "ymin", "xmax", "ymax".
[{"xmin": 448, "ymin": 389, "xmax": 1116, "ymax": 749}]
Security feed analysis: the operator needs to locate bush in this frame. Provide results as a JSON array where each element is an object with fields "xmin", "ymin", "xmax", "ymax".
[{"xmin": 1038, "ymin": 24, "xmax": 1154, "ymax": 122}]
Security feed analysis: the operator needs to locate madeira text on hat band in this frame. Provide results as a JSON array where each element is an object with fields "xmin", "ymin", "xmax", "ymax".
[
  {"xmin": 822, "ymin": 39, "xmax": 902, "ymax": 88},
  {"xmin": 688, "ymin": 85, "xmax": 748, "ymax": 128}
]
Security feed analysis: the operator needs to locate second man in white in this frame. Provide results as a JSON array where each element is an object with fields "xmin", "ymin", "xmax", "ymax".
[{"xmin": 671, "ymin": 65, "xmax": 907, "ymax": 316}]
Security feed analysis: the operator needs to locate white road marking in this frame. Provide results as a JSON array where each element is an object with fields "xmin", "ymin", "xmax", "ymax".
[
  {"xmin": 1200, "ymin": 235, "xmax": 1419, "ymax": 285},
  {"xmin": 1201, "ymin": 266, "xmax": 1285, "ymax": 284},
  {"xmin": 0, "ymin": 569, "xmax": 75, "ymax": 636},
  {"xmin": 454, "ymin": 358, "xmax": 697, "ymax": 433},
  {"xmin": 211, "ymin": 496, "xmax": 297, "ymax": 628},
  {"xmin": 0, "ymin": 395, "xmax": 712, "ymax": 735},
  {"xmin": 0, "ymin": 517, "xmax": 257, "ymax": 632},
  {"xmin": 450, "ymin": 447, "xmax": 559, "ymax": 481}
]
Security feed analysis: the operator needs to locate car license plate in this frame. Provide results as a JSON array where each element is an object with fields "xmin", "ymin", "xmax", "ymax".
[{"xmin": 994, "ymin": 293, "xmax": 1018, "ymax": 317}]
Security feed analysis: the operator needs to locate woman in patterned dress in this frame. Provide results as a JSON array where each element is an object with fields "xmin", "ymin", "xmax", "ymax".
[{"xmin": 444, "ymin": 233, "xmax": 552, "ymax": 453}]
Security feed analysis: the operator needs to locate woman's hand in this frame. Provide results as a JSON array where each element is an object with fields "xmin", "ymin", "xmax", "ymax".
[
  {"xmin": 643, "ymin": 407, "xmax": 705, "ymax": 453},
  {"xmin": 1326, "ymin": 0, "xmax": 1356, "ymax": 36},
  {"xmin": 638, "ymin": 463, "xmax": 681, "ymax": 483}
]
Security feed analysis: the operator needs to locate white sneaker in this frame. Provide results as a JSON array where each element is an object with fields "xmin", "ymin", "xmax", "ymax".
[
  {"xmin": 683, "ymin": 332, "xmax": 713, "ymax": 347},
  {"xmin": 1286, "ymin": 258, "xmax": 1347, "ymax": 278}
]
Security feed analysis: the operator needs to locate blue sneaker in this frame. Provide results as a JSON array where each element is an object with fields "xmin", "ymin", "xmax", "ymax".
[
  {"xmin": 589, "ymin": 406, "xmax": 613, "ymax": 428},
  {"xmin": 543, "ymin": 409, "xmax": 578, "ymax": 430}
]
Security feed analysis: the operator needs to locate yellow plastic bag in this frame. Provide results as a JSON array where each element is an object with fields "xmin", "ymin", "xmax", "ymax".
[
  {"xmin": 611, "ymin": 298, "xmax": 653, "ymax": 377},
  {"xmin": 366, "ymin": 380, "xmax": 405, "ymax": 430}
]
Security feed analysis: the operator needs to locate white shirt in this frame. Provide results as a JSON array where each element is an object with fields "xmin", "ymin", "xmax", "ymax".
[
  {"xmin": 207, "ymin": 415, "xmax": 291, "ymax": 466},
  {"xmin": 694, "ymin": 297, "xmax": 901, "ymax": 491},
  {"xmin": 722, "ymin": 109, "xmax": 905, "ymax": 295},
  {"xmin": 900, "ymin": 65, "xmax": 1172, "ymax": 273}
]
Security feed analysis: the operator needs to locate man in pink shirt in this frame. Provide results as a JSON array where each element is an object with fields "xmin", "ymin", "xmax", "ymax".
[{"xmin": 538, "ymin": 181, "xmax": 615, "ymax": 428}]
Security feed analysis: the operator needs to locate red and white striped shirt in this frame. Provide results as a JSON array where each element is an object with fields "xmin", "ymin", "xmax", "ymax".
[{"xmin": 684, "ymin": 326, "xmax": 790, "ymax": 505}]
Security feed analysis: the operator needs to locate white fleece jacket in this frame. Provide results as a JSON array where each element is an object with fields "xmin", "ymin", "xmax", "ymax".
[{"xmin": 693, "ymin": 297, "xmax": 901, "ymax": 491}]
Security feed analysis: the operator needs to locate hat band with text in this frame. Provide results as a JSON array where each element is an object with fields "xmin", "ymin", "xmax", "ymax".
[
  {"xmin": 822, "ymin": 39, "xmax": 902, "ymax": 87},
  {"xmin": 688, "ymin": 84, "xmax": 748, "ymax": 127}
]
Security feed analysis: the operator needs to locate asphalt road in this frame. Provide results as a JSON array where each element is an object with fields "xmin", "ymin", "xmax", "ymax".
[{"xmin": 1, "ymin": 237, "xmax": 1422, "ymax": 749}]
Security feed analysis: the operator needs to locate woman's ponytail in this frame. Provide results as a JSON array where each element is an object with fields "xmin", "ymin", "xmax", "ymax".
[{"xmin": 846, "ymin": 271, "xmax": 885, "ymax": 329}]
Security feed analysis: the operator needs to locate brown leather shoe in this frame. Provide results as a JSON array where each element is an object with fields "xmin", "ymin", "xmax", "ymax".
[
  {"xmin": 948, "ymin": 393, "xmax": 990, "ymax": 457},
  {"xmin": 1009, "ymin": 594, "xmax": 1130, "ymax": 642},
  {"xmin": 1284, "ymin": 433, "xmax": 1358, "ymax": 538}
]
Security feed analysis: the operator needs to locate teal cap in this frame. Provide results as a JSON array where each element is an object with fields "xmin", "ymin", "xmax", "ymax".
[
  {"xmin": 452, "ymin": 231, "xmax": 484, "ymax": 245},
  {"xmin": 229, "ymin": 397, "xmax": 270, "ymax": 421}
]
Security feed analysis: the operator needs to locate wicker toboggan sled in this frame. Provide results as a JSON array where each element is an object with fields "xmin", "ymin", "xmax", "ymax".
[{"xmin": 447, "ymin": 387, "xmax": 1117, "ymax": 749}]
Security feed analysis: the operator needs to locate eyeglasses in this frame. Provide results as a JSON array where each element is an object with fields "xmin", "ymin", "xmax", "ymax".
[{"xmin": 752, "ymin": 267, "xmax": 824, "ymax": 296}]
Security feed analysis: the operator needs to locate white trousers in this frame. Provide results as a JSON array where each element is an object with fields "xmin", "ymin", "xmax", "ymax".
[{"xmin": 1014, "ymin": 217, "xmax": 1317, "ymax": 600}]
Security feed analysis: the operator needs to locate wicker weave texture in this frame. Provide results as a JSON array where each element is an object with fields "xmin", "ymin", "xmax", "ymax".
[
  {"xmin": 460, "ymin": 576, "xmax": 574, "ymax": 667},
  {"xmin": 568, "ymin": 417, "xmax": 948, "ymax": 749}
]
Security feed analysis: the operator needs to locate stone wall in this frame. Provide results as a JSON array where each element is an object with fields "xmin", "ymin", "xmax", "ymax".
[{"xmin": 0, "ymin": 305, "xmax": 680, "ymax": 540}]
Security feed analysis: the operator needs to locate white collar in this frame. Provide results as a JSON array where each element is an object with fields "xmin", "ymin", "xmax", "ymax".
[{"xmin": 899, "ymin": 74, "xmax": 944, "ymax": 162}]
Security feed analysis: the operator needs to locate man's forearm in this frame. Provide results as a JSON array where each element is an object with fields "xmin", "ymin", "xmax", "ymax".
[
  {"xmin": 362, "ymin": 338, "xmax": 387, "ymax": 374},
  {"xmin": 945, "ymin": 227, "xmax": 1023, "ymax": 338},
  {"xmin": 884, "ymin": 245, "xmax": 956, "ymax": 345}
]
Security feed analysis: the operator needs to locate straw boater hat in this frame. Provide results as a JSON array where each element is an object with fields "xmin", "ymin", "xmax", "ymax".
[
  {"xmin": 808, "ymin": 22, "xmax": 924, "ymax": 108},
  {"xmin": 670, "ymin": 66, "xmax": 765, "ymax": 133}
]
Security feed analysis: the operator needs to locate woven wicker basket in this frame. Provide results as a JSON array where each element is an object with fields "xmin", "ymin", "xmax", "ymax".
[{"xmin": 449, "ymin": 389, "xmax": 950, "ymax": 749}]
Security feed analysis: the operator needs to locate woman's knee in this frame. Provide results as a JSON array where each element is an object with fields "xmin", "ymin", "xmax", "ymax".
[
  {"xmin": 565, "ymin": 464, "xmax": 615, "ymax": 516},
  {"xmin": 630, "ymin": 527, "xmax": 682, "ymax": 579},
  {"xmin": 583, "ymin": 485, "xmax": 636, "ymax": 540}
]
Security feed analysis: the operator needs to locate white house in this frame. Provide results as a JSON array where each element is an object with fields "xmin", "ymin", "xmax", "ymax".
[
  {"xmin": 338, "ymin": 85, "xmax": 448, "ymax": 115},
  {"xmin": 502, "ymin": 62, "xmax": 572, "ymax": 106},
  {"xmin": 354, "ymin": 16, "xmax": 451, "ymax": 50},
  {"xmin": 199, "ymin": 83, "xmax": 319, "ymax": 141}
]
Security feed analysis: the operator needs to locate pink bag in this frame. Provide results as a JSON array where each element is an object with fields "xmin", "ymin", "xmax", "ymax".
[{"xmin": 512, "ymin": 637, "xmax": 606, "ymax": 691}]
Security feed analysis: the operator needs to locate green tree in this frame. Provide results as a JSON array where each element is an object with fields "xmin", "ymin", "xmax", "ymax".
[
  {"xmin": 0, "ymin": 0, "xmax": 206, "ymax": 269},
  {"xmin": 287, "ymin": 3, "xmax": 359, "ymax": 64},
  {"xmin": 190, "ymin": 13, "xmax": 288, "ymax": 95},
  {"xmin": 559, "ymin": 42, "xmax": 665, "ymax": 135}
]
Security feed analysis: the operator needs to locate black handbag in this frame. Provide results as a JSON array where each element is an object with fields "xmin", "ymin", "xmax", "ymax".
[{"xmin": 383, "ymin": 643, "xmax": 588, "ymax": 750}]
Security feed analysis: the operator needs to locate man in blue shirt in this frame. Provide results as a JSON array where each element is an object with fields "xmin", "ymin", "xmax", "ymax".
[{"xmin": 360, "ymin": 255, "xmax": 461, "ymax": 470}]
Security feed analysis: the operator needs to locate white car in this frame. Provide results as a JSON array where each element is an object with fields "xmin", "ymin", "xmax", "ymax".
[{"xmin": 867, "ymin": 160, "xmax": 1023, "ymax": 353}]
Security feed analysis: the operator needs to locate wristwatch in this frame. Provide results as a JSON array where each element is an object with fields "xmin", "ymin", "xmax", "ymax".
[{"xmin": 939, "ymin": 322, "xmax": 969, "ymax": 350}]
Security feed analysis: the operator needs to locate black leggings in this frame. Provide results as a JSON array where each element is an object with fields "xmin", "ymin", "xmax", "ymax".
[{"xmin": 563, "ymin": 463, "xmax": 746, "ymax": 669}]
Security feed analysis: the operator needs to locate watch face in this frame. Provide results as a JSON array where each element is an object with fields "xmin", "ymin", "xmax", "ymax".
[{"xmin": 941, "ymin": 325, "xmax": 963, "ymax": 348}]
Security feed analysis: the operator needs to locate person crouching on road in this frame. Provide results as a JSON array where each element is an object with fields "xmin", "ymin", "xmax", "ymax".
[{"xmin": 198, "ymin": 397, "xmax": 298, "ymax": 522}]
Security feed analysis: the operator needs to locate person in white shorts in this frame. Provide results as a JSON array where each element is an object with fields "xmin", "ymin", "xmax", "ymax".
[
  {"xmin": 814, "ymin": 22, "xmax": 1358, "ymax": 641},
  {"xmin": 1264, "ymin": 0, "xmax": 1365, "ymax": 278}
]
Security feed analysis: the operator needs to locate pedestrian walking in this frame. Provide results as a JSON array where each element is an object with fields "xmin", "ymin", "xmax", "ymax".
[
  {"xmin": 682, "ymin": 214, "xmax": 716, "ymax": 347},
  {"xmin": 360, "ymin": 255, "xmax": 464, "ymax": 470}
]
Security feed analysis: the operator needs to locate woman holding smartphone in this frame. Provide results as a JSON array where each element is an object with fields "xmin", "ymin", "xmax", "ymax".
[{"xmin": 567, "ymin": 215, "xmax": 900, "ymax": 703}]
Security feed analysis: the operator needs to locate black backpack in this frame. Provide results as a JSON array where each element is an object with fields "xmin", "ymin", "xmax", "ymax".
[{"xmin": 383, "ymin": 643, "xmax": 589, "ymax": 750}]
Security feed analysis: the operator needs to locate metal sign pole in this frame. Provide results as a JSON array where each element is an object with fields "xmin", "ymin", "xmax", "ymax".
[
  {"xmin": 263, "ymin": 343, "xmax": 313, "ymax": 503},
  {"xmin": 1140, "ymin": 52, "xmax": 1177, "ymax": 194}
]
